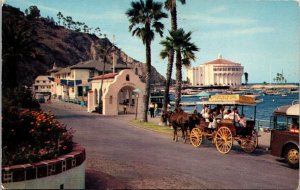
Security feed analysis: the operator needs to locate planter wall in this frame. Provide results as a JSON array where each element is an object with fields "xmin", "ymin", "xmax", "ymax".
[{"xmin": 2, "ymin": 144, "xmax": 85, "ymax": 189}]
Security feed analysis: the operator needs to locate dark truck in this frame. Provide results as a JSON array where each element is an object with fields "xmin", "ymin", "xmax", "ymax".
[{"xmin": 270, "ymin": 102, "xmax": 299, "ymax": 169}]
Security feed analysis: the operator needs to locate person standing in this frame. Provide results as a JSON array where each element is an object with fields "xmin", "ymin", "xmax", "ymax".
[{"xmin": 149, "ymin": 102, "xmax": 155, "ymax": 118}]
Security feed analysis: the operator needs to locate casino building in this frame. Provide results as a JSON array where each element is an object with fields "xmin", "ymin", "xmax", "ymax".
[{"xmin": 187, "ymin": 55, "xmax": 244, "ymax": 87}]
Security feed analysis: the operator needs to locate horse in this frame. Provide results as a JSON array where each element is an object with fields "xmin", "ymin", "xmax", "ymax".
[{"xmin": 161, "ymin": 110, "xmax": 202, "ymax": 143}]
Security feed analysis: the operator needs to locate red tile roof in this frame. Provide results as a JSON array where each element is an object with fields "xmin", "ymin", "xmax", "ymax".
[
  {"xmin": 92, "ymin": 73, "xmax": 118, "ymax": 80},
  {"xmin": 205, "ymin": 58, "xmax": 240, "ymax": 65}
]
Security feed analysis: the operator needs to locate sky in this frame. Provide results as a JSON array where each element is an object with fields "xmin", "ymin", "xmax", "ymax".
[{"xmin": 5, "ymin": 0, "xmax": 300, "ymax": 83}]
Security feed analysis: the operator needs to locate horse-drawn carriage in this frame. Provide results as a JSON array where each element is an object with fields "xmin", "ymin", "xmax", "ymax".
[{"xmin": 190, "ymin": 94, "xmax": 258, "ymax": 154}]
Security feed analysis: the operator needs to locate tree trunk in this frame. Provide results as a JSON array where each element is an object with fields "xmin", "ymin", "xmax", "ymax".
[
  {"xmin": 143, "ymin": 39, "xmax": 151, "ymax": 122},
  {"xmin": 171, "ymin": 1, "xmax": 177, "ymax": 31},
  {"xmin": 98, "ymin": 56, "xmax": 106, "ymax": 114},
  {"xmin": 174, "ymin": 49, "xmax": 182, "ymax": 109},
  {"xmin": 162, "ymin": 49, "xmax": 174, "ymax": 122},
  {"xmin": 162, "ymin": 0, "xmax": 178, "ymax": 124}
]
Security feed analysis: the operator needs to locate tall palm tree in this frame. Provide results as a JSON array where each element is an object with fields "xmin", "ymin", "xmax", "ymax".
[
  {"xmin": 161, "ymin": 28, "xmax": 198, "ymax": 109},
  {"xmin": 126, "ymin": 0, "xmax": 167, "ymax": 122},
  {"xmin": 162, "ymin": 0, "xmax": 186, "ymax": 117}
]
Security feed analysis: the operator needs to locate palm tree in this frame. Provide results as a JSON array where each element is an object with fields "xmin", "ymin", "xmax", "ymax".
[
  {"xmin": 126, "ymin": 0, "xmax": 167, "ymax": 122},
  {"xmin": 244, "ymin": 72, "xmax": 248, "ymax": 85},
  {"xmin": 162, "ymin": 0, "xmax": 186, "ymax": 117},
  {"xmin": 95, "ymin": 39, "xmax": 116, "ymax": 113},
  {"xmin": 161, "ymin": 29, "xmax": 198, "ymax": 109}
]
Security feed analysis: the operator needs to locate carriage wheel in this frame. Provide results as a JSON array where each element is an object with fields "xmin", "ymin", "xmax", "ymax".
[
  {"xmin": 190, "ymin": 128, "xmax": 202, "ymax": 147},
  {"xmin": 241, "ymin": 129, "xmax": 258, "ymax": 153},
  {"xmin": 215, "ymin": 126, "xmax": 233, "ymax": 154}
]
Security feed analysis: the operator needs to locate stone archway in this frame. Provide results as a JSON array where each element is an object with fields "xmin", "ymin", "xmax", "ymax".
[
  {"xmin": 117, "ymin": 86, "xmax": 136, "ymax": 114},
  {"xmin": 102, "ymin": 69, "xmax": 145, "ymax": 117}
]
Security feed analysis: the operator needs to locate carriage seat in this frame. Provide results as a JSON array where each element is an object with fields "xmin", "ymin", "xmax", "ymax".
[{"xmin": 246, "ymin": 120, "xmax": 255, "ymax": 128}]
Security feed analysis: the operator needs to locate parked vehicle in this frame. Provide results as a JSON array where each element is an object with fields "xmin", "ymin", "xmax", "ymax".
[
  {"xmin": 35, "ymin": 94, "xmax": 45, "ymax": 103},
  {"xmin": 270, "ymin": 102, "xmax": 299, "ymax": 169},
  {"xmin": 190, "ymin": 94, "xmax": 258, "ymax": 154}
]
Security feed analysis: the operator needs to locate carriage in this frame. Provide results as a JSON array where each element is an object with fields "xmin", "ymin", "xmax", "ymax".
[{"xmin": 190, "ymin": 94, "xmax": 258, "ymax": 154}]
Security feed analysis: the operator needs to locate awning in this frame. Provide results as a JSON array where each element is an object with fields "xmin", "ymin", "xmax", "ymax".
[{"xmin": 48, "ymin": 77, "xmax": 93, "ymax": 86}]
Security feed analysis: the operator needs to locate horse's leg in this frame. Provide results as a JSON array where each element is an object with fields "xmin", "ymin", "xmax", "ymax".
[
  {"xmin": 184, "ymin": 126, "xmax": 188, "ymax": 143},
  {"xmin": 173, "ymin": 125, "xmax": 176, "ymax": 141}
]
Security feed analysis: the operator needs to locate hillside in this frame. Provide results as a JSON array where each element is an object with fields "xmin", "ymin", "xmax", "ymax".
[{"xmin": 2, "ymin": 4, "xmax": 166, "ymax": 87}]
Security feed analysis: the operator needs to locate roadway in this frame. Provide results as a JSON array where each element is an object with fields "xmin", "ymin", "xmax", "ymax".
[{"xmin": 42, "ymin": 102, "xmax": 299, "ymax": 189}]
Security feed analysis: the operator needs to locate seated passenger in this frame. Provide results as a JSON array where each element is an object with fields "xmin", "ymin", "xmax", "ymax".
[
  {"xmin": 208, "ymin": 112, "xmax": 218, "ymax": 129},
  {"xmin": 203, "ymin": 108, "xmax": 212, "ymax": 123},
  {"xmin": 227, "ymin": 107, "xmax": 240, "ymax": 123},
  {"xmin": 223, "ymin": 109, "xmax": 231, "ymax": 119},
  {"xmin": 239, "ymin": 114, "xmax": 246, "ymax": 127}
]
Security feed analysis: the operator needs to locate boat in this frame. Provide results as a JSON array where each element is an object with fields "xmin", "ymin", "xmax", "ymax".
[
  {"xmin": 170, "ymin": 101, "xmax": 197, "ymax": 106},
  {"xmin": 255, "ymin": 98, "xmax": 264, "ymax": 103}
]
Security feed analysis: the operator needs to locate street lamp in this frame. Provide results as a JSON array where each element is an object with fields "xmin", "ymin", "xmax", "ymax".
[{"xmin": 133, "ymin": 88, "xmax": 142, "ymax": 120}]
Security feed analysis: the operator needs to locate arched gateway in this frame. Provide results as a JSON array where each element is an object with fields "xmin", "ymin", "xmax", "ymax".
[{"xmin": 88, "ymin": 69, "xmax": 145, "ymax": 117}]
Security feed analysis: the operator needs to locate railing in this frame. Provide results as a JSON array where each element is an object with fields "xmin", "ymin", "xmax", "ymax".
[
  {"xmin": 255, "ymin": 119, "xmax": 287, "ymax": 131},
  {"xmin": 256, "ymin": 119, "xmax": 273, "ymax": 130}
]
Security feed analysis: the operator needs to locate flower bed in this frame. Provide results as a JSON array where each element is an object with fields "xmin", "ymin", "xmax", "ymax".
[{"xmin": 2, "ymin": 109, "xmax": 74, "ymax": 166}]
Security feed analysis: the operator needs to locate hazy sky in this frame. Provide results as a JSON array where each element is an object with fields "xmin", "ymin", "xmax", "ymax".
[{"xmin": 6, "ymin": 0, "xmax": 300, "ymax": 83}]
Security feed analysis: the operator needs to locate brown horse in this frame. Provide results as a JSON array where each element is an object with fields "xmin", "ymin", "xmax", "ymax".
[{"xmin": 162, "ymin": 110, "xmax": 201, "ymax": 143}]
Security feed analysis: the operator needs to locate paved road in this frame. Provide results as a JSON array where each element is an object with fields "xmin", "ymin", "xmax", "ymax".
[{"xmin": 42, "ymin": 102, "xmax": 299, "ymax": 189}]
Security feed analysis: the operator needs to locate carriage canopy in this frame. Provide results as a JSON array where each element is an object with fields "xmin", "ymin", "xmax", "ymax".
[{"xmin": 200, "ymin": 94, "xmax": 256, "ymax": 106}]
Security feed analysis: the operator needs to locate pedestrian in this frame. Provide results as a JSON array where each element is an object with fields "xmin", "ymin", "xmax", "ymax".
[
  {"xmin": 149, "ymin": 102, "xmax": 155, "ymax": 118},
  {"xmin": 123, "ymin": 104, "xmax": 127, "ymax": 114}
]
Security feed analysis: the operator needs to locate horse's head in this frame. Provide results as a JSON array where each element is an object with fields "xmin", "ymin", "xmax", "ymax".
[
  {"xmin": 161, "ymin": 110, "xmax": 173, "ymax": 123},
  {"xmin": 189, "ymin": 113, "xmax": 202, "ymax": 126}
]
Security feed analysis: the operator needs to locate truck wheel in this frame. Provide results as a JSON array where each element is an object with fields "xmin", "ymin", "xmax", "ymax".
[{"xmin": 284, "ymin": 145, "xmax": 299, "ymax": 169}]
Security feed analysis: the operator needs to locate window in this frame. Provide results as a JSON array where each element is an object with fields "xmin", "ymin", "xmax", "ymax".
[
  {"xmin": 43, "ymin": 81, "xmax": 46, "ymax": 83},
  {"xmin": 37, "ymin": 81, "xmax": 40, "ymax": 83},
  {"xmin": 126, "ymin": 74, "xmax": 130, "ymax": 81}
]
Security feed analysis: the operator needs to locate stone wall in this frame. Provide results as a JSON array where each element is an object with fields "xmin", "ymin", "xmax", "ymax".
[{"xmin": 2, "ymin": 144, "xmax": 86, "ymax": 189}]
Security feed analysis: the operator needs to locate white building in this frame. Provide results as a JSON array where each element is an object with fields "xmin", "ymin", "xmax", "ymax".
[
  {"xmin": 49, "ymin": 60, "xmax": 129, "ymax": 100},
  {"xmin": 88, "ymin": 69, "xmax": 145, "ymax": 116},
  {"xmin": 187, "ymin": 55, "xmax": 244, "ymax": 87},
  {"xmin": 32, "ymin": 76, "xmax": 52, "ymax": 95}
]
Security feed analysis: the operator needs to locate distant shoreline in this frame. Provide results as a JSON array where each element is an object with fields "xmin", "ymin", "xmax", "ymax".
[{"xmin": 244, "ymin": 84, "xmax": 299, "ymax": 89}]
